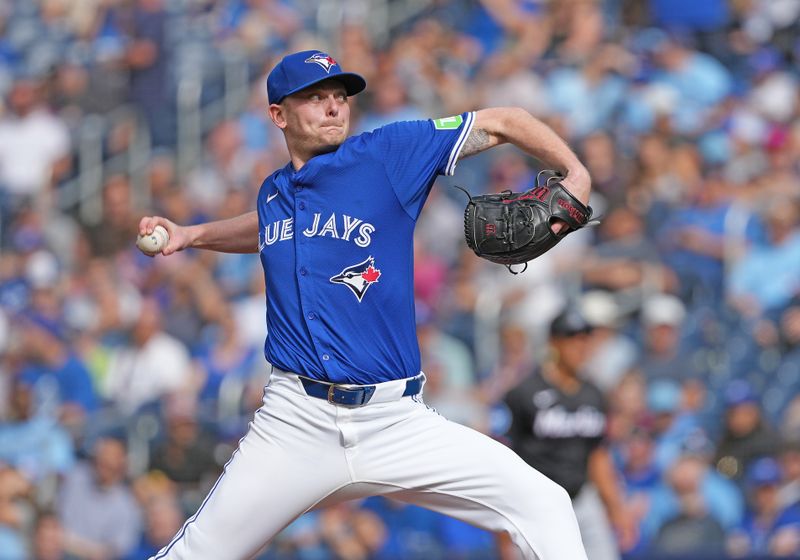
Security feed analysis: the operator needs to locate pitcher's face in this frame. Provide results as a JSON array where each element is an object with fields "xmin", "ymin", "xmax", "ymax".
[{"xmin": 271, "ymin": 80, "xmax": 351, "ymax": 156}]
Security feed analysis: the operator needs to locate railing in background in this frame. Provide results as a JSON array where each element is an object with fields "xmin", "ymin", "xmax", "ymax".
[
  {"xmin": 474, "ymin": 290, "xmax": 503, "ymax": 376},
  {"xmin": 57, "ymin": 41, "xmax": 251, "ymax": 223},
  {"xmin": 177, "ymin": 42, "xmax": 250, "ymax": 182},
  {"xmin": 57, "ymin": 107, "xmax": 151, "ymax": 225},
  {"xmin": 177, "ymin": 76, "xmax": 203, "ymax": 182},
  {"xmin": 722, "ymin": 202, "xmax": 758, "ymax": 299},
  {"xmin": 55, "ymin": 0, "xmax": 437, "ymax": 223},
  {"xmin": 316, "ymin": 0, "xmax": 434, "ymax": 46}
]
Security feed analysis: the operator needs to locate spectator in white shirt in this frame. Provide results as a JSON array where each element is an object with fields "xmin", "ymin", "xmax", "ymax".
[
  {"xmin": 103, "ymin": 298, "xmax": 193, "ymax": 416},
  {"xmin": 0, "ymin": 77, "xmax": 71, "ymax": 207}
]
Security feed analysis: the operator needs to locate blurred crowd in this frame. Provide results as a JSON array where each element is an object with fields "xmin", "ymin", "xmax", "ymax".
[{"xmin": 1, "ymin": 0, "xmax": 800, "ymax": 558}]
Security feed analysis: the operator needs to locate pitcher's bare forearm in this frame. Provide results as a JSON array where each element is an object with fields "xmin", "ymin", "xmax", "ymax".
[
  {"xmin": 463, "ymin": 107, "xmax": 590, "ymax": 203},
  {"xmin": 186, "ymin": 211, "xmax": 259, "ymax": 254},
  {"xmin": 139, "ymin": 211, "xmax": 259, "ymax": 255}
]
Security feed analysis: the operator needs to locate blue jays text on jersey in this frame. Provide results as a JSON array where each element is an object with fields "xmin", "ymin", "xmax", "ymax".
[
  {"xmin": 257, "ymin": 112, "xmax": 475, "ymax": 384},
  {"xmin": 260, "ymin": 212, "xmax": 375, "ymax": 248}
]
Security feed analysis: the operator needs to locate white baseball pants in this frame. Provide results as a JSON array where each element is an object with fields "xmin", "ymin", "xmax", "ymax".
[{"xmin": 150, "ymin": 369, "xmax": 587, "ymax": 560}]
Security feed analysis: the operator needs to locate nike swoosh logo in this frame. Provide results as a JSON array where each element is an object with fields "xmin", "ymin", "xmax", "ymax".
[{"xmin": 266, "ymin": 192, "xmax": 279, "ymax": 204}]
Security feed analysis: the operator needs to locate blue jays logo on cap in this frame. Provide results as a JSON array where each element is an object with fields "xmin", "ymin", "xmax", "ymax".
[
  {"xmin": 305, "ymin": 53, "xmax": 337, "ymax": 73},
  {"xmin": 330, "ymin": 256, "xmax": 381, "ymax": 302},
  {"xmin": 267, "ymin": 50, "xmax": 367, "ymax": 105}
]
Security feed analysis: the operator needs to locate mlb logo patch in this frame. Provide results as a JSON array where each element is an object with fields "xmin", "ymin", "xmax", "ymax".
[
  {"xmin": 305, "ymin": 53, "xmax": 338, "ymax": 73},
  {"xmin": 330, "ymin": 256, "xmax": 381, "ymax": 302}
]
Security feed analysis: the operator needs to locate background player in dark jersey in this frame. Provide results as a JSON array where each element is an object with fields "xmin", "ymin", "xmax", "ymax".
[{"xmin": 503, "ymin": 306, "xmax": 637, "ymax": 560}]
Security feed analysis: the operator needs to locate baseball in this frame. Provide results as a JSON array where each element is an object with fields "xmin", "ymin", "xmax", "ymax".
[{"xmin": 136, "ymin": 225, "xmax": 169, "ymax": 255}]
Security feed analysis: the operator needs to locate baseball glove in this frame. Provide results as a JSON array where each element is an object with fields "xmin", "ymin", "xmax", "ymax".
[{"xmin": 462, "ymin": 170, "xmax": 597, "ymax": 273}]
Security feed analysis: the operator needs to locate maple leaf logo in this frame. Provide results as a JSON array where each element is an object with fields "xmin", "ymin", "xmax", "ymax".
[{"xmin": 361, "ymin": 265, "xmax": 381, "ymax": 283}]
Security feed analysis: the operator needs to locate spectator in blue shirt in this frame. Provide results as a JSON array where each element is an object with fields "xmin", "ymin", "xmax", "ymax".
[
  {"xmin": 658, "ymin": 172, "xmax": 762, "ymax": 306},
  {"xmin": 0, "ymin": 467, "xmax": 31, "ymax": 560},
  {"xmin": 644, "ymin": 429, "xmax": 743, "ymax": 544},
  {"xmin": 362, "ymin": 497, "xmax": 442, "ymax": 560},
  {"xmin": 16, "ymin": 312, "xmax": 98, "ymax": 426},
  {"xmin": 649, "ymin": 0, "xmax": 729, "ymax": 31},
  {"xmin": 727, "ymin": 456, "xmax": 800, "ymax": 557},
  {"xmin": 730, "ymin": 199, "xmax": 800, "ymax": 317},
  {"xmin": 194, "ymin": 305, "xmax": 260, "ymax": 405},
  {"xmin": 649, "ymin": 31, "xmax": 732, "ymax": 134},
  {"xmin": 646, "ymin": 378, "xmax": 701, "ymax": 472},
  {"xmin": 0, "ymin": 376, "xmax": 74, "ymax": 483},
  {"xmin": 617, "ymin": 422, "xmax": 661, "ymax": 555},
  {"xmin": 436, "ymin": 513, "xmax": 497, "ymax": 560},
  {"xmin": 363, "ymin": 496, "xmax": 496, "ymax": 559},
  {"xmin": 546, "ymin": 45, "xmax": 628, "ymax": 138}
]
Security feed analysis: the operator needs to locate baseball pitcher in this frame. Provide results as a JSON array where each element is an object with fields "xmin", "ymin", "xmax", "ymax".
[{"xmin": 140, "ymin": 50, "xmax": 592, "ymax": 560}]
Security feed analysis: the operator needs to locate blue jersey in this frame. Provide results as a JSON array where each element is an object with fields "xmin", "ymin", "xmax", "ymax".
[{"xmin": 257, "ymin": 112, "xmax": 475, "ymax": 384}]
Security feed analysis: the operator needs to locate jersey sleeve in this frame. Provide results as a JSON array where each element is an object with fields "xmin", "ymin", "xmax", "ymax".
[{"xmin": 373, "ymin": 111, "xmax": 475, "ymax": 219}]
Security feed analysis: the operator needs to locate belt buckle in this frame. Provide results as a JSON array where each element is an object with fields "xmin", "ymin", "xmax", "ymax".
[{"xmin": 327, "ymin": 384, "xmax": 337, "ymax": 404}]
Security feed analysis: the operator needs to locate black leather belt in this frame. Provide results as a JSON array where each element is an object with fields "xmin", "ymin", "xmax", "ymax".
[{"xmin": 299, "ymin": 375, "xmax": 423, "ymax": 407}]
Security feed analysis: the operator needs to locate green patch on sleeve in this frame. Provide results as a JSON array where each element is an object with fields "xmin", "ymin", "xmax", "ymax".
[{"xmin": 432, "ymin": 115, "xmax": 463, "ymax": 130}]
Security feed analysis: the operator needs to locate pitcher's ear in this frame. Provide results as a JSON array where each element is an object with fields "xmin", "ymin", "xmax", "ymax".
[{"xmin": 268, "ymin": 104, "xmax": 287, "ymax": 129}]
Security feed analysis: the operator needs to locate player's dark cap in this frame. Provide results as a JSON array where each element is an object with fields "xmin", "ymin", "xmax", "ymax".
[
  {"xmin": 267, "ymin": 50, "xmax": 367, "ymax": 105},
  {"xmin": 549, "ymin": 306, "xmax": 593, "ymax": 338}
]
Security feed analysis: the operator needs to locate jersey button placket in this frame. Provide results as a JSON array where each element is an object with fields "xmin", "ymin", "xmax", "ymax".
[{"xmin": 292, "ymin": 185, "xmax": 333, "ymax": 373}]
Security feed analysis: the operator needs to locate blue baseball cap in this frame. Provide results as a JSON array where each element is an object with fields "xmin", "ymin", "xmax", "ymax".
[
  {"xmin": 747, "ymin": 457, "xmax": 782, "ymax": 487},
  {"xmin": 724, "ymin": 380, "xmax": 759, "ymax": 408},
  {"xmin": 267, "ymin": 50, "xmax": 366, "ymax": 105},
  {"xmin": 647, "ymin": 379, "xmax": 681, "ymax": 414}
]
